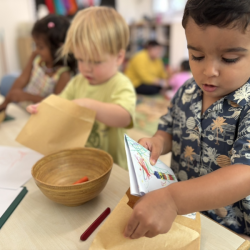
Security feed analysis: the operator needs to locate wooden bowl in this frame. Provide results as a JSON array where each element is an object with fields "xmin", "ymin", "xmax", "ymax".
[{"xmin": 31, "ymin": 148, "xmax": 113, "ymax": 206}]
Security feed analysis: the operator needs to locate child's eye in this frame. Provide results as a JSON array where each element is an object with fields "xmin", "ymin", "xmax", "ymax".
[
  {"xmin": 222, "ymin": 58, "xmax": 239, "ymax": 64},
  {"xmin": 191, "ymin": 55, "xmax": 204, "ymax": 61}
]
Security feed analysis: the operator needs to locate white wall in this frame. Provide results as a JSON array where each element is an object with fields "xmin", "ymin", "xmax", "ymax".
[
  {"xmin": 0, "ymin": 0, "xmax": 35, "ymax": 78},
  {"xmin": 116, "ymin": 0, "xmax": 153, "ymax": 24},
  {"xmin": 170, "ymin": 22, "xmax": 188, "ymax": 69}
]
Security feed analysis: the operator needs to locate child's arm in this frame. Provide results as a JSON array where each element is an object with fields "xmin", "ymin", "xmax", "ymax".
[
  {"xmin": 124, "ymin": 163, "xmax": 250, "ymax": 239},
  {"xmin": 27, "ymin": 98, "xmax": 133, "ymax": 125},
  {"xmin": 4, "ymin": 63, "xmax": 71, "ymax": 106},
  {"xmin": 3, "ymin": 89, "xmax": 44, "ymax": 103},
  {"xmin": 0, "ymin": 52, "xmax": 38, "ymax": 109},
  {"xmin": 73, "ymin": 98, "xmax": 132, "ymax": 127},
  {"xmin": 53, "ymin": 71, "xmax": 71, "ymax": 95},
  {"xmin": 10, "ymin": 51, "xmax": 37, "ymax": 90},
  {"xmin": 26, "ymin": 94, "xmax": 132, "ymax": 127},
  {"xmin": 10, "ymin": 67, "xmax": 71, "ymax": 102}
]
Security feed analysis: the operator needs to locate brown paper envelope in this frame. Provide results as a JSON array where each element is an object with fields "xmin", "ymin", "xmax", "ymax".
[
  {"xmin": 237, "ymin": 240, "xmax": 250, "ymax": 250},
  {"xmin": 16, "ymin": 94, "xmax": 96, "ymax": 155},
  {"xmin": 90, "ymin": 194, "xmax": 201, "ymax": 250}
]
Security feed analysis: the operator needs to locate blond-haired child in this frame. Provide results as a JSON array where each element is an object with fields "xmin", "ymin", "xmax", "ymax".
[
  {"xmin": 28, "ymin": 6, "xmax": 136, "ymax": 170},
  {"xmin": 124, "ymin": 0, "xmax": 250, "ymax": 240}
]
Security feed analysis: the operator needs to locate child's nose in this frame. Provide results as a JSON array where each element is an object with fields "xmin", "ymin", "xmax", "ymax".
[
  {"xmin": 84, "ymin": 63, "xmax": 93, "ymax": 73},
  {"xmin": 203, "ymin": 60, "xmax": 219, "ymax": 77}
]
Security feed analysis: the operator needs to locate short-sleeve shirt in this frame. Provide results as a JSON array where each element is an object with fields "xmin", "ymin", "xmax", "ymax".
[
  {"xmin": 124, "ymin": 50, "xmax": 167, "ymax": 88},
  {"xmin": 60, "ymin": 72, "xmax": 136, "ymax": 170},
  {"xmin": 158, "ymin": 77, "xmax": 250, "ymax": 235}
]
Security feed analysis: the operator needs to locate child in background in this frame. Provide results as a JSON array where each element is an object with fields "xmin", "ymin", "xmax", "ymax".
[
  {"xmin": 27, "ymin": 7, "xmax": 136, "ymax": 170},
  {"xmin": 124, "ymin": 0, "xmax": 250, "ymax": 240},
  {"xmin": 165, "ymin": 60, "xmax": 192, "ymax": 100},
  {"xmin": 0, "ymin": 14, "xmax": 77, "ymax": 112},
  {"xmin": 125, "ymin": 40, "xmax": 167, "ymax": 95}
]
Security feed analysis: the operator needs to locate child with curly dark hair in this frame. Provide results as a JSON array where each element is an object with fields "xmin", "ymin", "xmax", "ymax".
[
  {"xmin": 124, "ymin": 0, "xmax": 250, "ymax": 241},
  {"xmin": 0, "ymin": 14, "xmax": 77, "ymax": 112}
]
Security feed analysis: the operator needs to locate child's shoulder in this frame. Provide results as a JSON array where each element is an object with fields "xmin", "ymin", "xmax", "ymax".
[
  {"xmin": 175, "ymin": 77, "xmax": 197, "ymax": 95},
  {"xmin": 103, "ymin": 72, "xmax": 135, "ymax": 97},
  {"xmin": 169, "ymin": 77, "xmax": 200, "ymax": 106},
  {"xmin": 33, "ymin": 55, "xmax": 42, "ymax": 65},
  {"xmin": 109, "ymin": 72, "xmax": 134, "ymax": 88},
  {"xmin": 72, "ymin": 73, "xmax": 86, "ymax": 81},
  {"xmin": 115, "ymin": 71, "xmax": 133, "ymax": 82}
]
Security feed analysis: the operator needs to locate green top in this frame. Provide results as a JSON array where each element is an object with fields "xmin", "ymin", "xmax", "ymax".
[{"xmin": 60, "ymin": 72, "xmax": 136, "ymax": 170}]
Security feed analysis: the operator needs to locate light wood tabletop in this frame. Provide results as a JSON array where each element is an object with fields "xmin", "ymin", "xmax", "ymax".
[{"xmin": 0, "ymin": 97, "xmax": 247, "ymax": 250}]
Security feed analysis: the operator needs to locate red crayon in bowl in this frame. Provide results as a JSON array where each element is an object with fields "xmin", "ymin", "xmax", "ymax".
[{"xmin": 73, "ymin": 176, "xmax": 89, "ymax": 185}]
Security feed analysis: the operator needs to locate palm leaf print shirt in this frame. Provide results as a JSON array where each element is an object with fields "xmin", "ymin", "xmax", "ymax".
[{"xmin": 158, "ymin": 78, "xmax": 250, "ymax": 235}]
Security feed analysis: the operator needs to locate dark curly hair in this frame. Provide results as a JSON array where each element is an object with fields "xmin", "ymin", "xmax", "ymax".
[
  {"xmin": 182, "ymin": 0, "xmax": 250, "ymax": 32},
  {"xmin": 32, "ymin": 14, "xmax": 77, "ymax": 74},
  {"xmin": 144, "ymin": 40, "xmax": 161, "ymax": 49}
]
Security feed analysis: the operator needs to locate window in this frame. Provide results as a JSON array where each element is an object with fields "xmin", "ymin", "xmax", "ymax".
[{"xmin": 152, "ymin": 0, "xmax": 186, "ymax": 14}]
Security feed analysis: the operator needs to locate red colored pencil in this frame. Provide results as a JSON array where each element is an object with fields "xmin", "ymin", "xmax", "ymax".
[
  {"xmin": 80, "ymin": 207, "xmax": 111, "ymax": 241},
  {"xmin": 73, "ymin": 176, "xmax": 88, "ymax": 185}
]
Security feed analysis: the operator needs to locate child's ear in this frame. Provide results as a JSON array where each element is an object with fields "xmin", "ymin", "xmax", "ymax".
[{"xmin": 116, "ymin": 49, "xmax": 125, "ymax": 66}]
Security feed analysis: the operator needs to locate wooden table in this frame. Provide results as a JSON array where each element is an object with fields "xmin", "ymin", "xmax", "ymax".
[{"xmin": 0, "ymin": 97, "xmax": 246, "ymax": 250}]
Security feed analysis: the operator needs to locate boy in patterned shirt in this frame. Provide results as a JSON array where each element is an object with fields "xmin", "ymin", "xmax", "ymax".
[{"xmin": 124, "ymin": 0, "xmax": 250, "ymax": 240}]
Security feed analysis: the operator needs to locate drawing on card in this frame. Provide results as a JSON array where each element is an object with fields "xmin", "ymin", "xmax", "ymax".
[
  {"xmin": 124, "ymin": 135, "xmax": 197, "ymax": 220},
  {"xmin": 125, "ymin": 134, "xmax": 177, "ymax": 195},
  {"xmin": 0, "ymin": 146, "xmax": 43, "ymax": 189},
  {"xmin": 0, "ymin": 150, "xmax": 29, "ymax": 170}
]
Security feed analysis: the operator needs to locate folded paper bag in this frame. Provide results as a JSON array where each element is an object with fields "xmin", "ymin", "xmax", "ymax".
[
  {"xmin": 237, "ymin": 240, "xmax": 250, "ymax": 250},
  {"xmin": 16, "ymin": 94, "xmax": 96, "ymax": 155},
  {"xmin": 90, "ymin": 192, "xmax": 201, "ymax": 250}
]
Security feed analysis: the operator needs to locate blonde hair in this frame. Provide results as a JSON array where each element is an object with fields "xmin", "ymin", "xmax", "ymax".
[{"xmin": 62, "ymin": 6, "xmax": 129, "ymax": 62}]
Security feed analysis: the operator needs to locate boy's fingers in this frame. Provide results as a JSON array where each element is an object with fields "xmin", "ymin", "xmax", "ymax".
[
  {"xmin": 138, "ymin": 139, "xmax": 151, "ymax": 150},
  {"xmin": 130, "ymin": 223, "xmax": 149, "ymax": 239},
  {"xmin": 123, "ymin": 216, "xmax": 139, "ymax": 238},
  {"xmin": 150, "ymin": 147, "xmax": 161, "ymax": 165}
]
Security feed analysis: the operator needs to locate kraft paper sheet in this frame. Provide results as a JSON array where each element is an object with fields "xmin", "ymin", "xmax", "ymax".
[
  {"xmin": 16, "ymin": 94, "xmax": 96, "ymax": 155},
  {"xmin": 90, "ymin": 194, "xmax": 201, "ymax": 250},
  {"xmin": 237, "ymin": 240, "xmax": 250, "ymax": 250}
]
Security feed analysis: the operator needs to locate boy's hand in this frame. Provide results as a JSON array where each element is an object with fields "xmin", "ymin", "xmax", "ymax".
[
  {"xmin": 138, "ymin": 136, "xmax": 164, "ymax": 165},
  {"xmin": 26, "ymin": 103, "xmax": 39, "ymax": 114},
  {"xmin": 124, "ymin": 187, "xmax": 178, "ymax": 239}
]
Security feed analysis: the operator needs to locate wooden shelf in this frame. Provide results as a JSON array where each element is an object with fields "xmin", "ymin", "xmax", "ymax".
[{"xmin": 127, "ymin": 23, "xmax": 171, "ymax": 64}]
